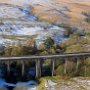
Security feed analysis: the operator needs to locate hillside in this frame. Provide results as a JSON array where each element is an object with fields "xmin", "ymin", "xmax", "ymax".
[
  {"xmin": 0, "ymin": 3, "xmax": 66, "ymax": 46},
  {"xmin": 0, "ymin": 0, "xmax": 89, "ymax": 46},
  {"xmin": 0, "ymin": 0, "xmax": 90, "ymax": 31},
  {"xmin": 0, "ymin": 1, "xmax": 90, "ymax": 90},
  {"xmin": 30, "ymin": 0, "xmax": 90, "ymax": 31}
]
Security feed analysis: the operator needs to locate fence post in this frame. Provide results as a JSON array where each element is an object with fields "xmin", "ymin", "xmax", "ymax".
[
  {"xmin": 51, "ymin": 59, "xmax": 55, "ymax": 76},
  {"xmin": 7, "ymin": 61, "xmax": 10, "ymax": 75},
  {"xmin": 36, "ymin": 59, "xmax": 41, "ymax": 79},
  {"xmin": 76, "ymin": 57, "xmax": 80, "ymax": 73},
  {"xmin": 64, "ymin": 58, "xmax": 67, "ymax": 75},
  {"xmin": 21, "ymin": 61, "xmax": 25, "ymax": 77}
]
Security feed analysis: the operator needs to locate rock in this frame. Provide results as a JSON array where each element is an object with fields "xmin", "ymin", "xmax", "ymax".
[
  {"xmin": 45, "ymin": 77, "xmax": 90, "ymax": 90},
  {"xmin": 13, "ymin": 83, "xmax": 37, "ymax": 90},
  {"xmin": 13, "ymin": 86, "xmax": 28, "ymax": 90},
  {"xmin": 0, "ymin": 87, "xmax": 7, "ymax": 90},
  {"xmin": 45, "ymin": 79, "xmax": 57, "ymax": 88},
  {"xmin": 13, "ymin": 81, "xmax": 37, "ymax": 90}
]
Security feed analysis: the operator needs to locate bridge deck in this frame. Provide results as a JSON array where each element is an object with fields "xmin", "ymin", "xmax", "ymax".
[
  {"xmin": 0, "ymin": 52, "xmax": 90, "ymax": 78},
  {"xmin": 0, "ymin": 52, "xmax": 90, "ymax": 61}
]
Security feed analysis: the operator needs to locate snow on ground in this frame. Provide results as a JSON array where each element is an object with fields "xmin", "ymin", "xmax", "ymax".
[
  {"xmin": 0, "ymin": 4, "xmax": 36, "ymax": 20},
  {"xmin": 0, "ymin": 23, "xmax": 66, "ymax": 46},
  {"xmin": 0, "ymin": 18, "xmax": 66, "ymax": 46},
  {"xmin": 0, "ymin": 3, "xmax": 67, "ymax": 46},
  {"xmin": 0, "ymin": 20, "xmax": 64, "ymax": 36},
  {"xmin": 0, "ymin": 4, "xmax": 24, "ymax": 18},
  {"xmin": 15, "ymin": 27, "xmax": 43, "ymax": 35}
]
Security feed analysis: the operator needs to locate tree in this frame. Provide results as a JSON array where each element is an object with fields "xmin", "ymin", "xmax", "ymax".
[{"xmin": 44, "ymin": 37, "xmax": 54, "ymax": 49}]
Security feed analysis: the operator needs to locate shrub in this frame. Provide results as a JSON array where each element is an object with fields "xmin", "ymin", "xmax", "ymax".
[
  {"xmin": 58, "ymin": 24, "xmax": 76, "ymax": 37},
  {"xmin": 4, "ymin": 45, "xmax": 23, "ymax": 56},
  {"xmin": 37, "ymin": 78, "xmax": 45, "ymax": 90},
  {"xmin": 61, "ymin": 33, "xmax": 90, "ymax": 53},
  {"xmin": 82, "ymin": 11, "xmax": 90, "ymax": 23},
  {"xmin": 79, "ymin": 58, "xmax": 90, "ymax": 77},
  {"xmin": 44, "ymin": 37, "xmax": 54, "ymax": 49}
]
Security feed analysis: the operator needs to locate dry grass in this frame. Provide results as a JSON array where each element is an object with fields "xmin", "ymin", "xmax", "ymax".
[
  {"xmin": 36, "ymin": 78, "xmax": 45, "ymax": 90},
  {"xmin": 31, "ymin": 0, "xmax": 90, "ymax": 29}
]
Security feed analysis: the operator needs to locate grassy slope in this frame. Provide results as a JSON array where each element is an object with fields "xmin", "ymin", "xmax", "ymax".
[{"xmin": 31, "ymin": 0, "xmax": 90, "ymax": 31}]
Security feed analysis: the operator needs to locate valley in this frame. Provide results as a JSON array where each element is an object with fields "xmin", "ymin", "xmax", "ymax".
[{"xmin": 0, "ymin": 0, "xmax": 90, "ymax": 90}]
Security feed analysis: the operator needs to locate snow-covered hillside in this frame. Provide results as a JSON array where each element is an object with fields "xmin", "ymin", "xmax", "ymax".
[
  {"xmin": 0, "ymin": 0, "xmax": 89, "ymax": 46},
  {"xmin": 0, "ymin": 3, "xmax": 67, "ymax": 46},
  {"xmin": 0, "ymin": 0, "xmax": 90, "ymax": 26},
  {"xmin": 0, "ymin": 19, "xmax": 65, "ymax": 46},
  {"xmin": 0, "ymin": 4, "xmax": 36, "ymax": 20}
]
